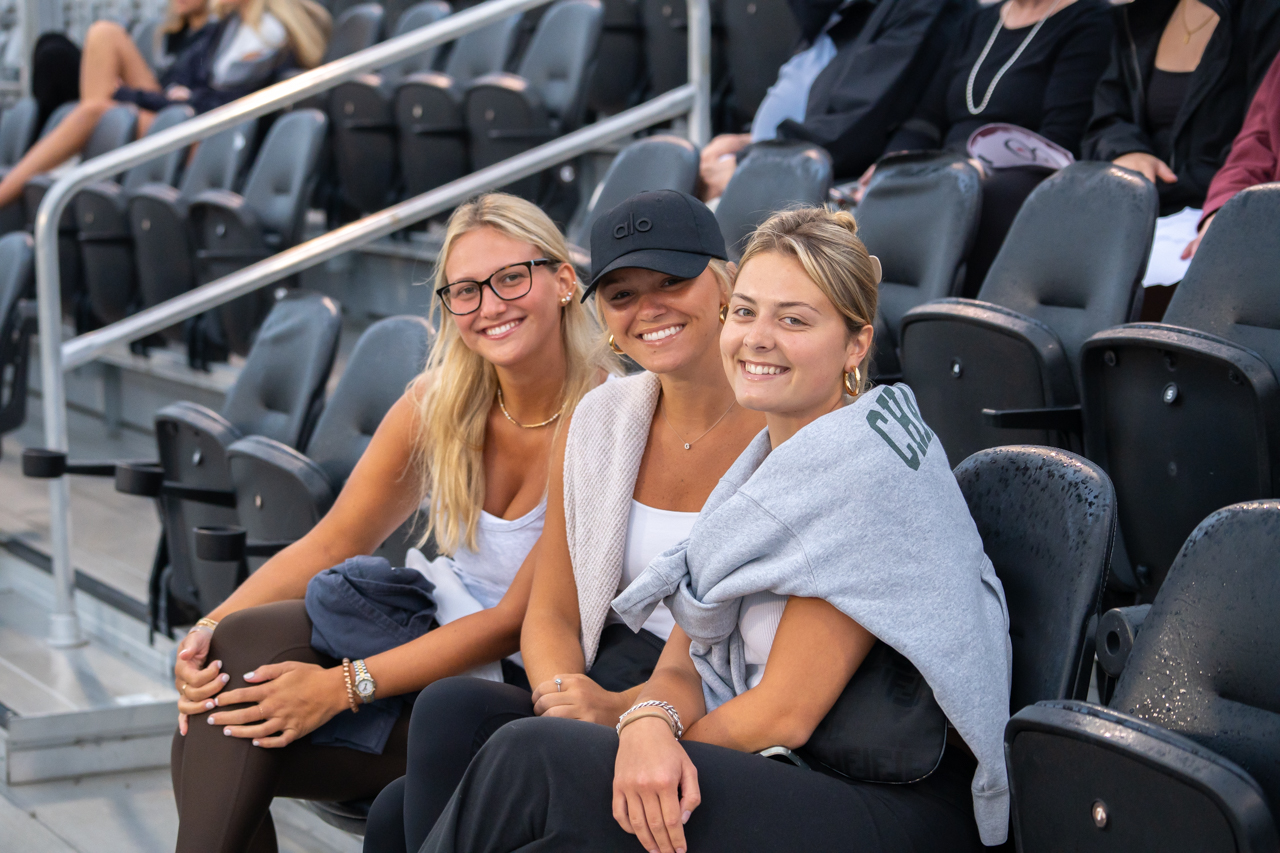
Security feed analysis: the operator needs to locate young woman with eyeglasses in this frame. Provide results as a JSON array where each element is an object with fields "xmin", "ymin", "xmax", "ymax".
[
  {"xmin": 361, "ymin": 189, "xmax": 768, "ymax": 853},
  {"xmin": 167, "ymin": 193, "xmax": 612, "ymax": 853}
]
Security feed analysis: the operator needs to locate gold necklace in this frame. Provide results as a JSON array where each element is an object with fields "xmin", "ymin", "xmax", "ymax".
[
  {"xmin": 660, "ymin": 395, "xmax": 736, "ymax": 450},
  {"xmin": 1181, "ymin": 0, "xmax": 1215, "ymax": 43},
  {"xmin": 497, "ymin": 387, "xmax": 562, "ymax": 429}
]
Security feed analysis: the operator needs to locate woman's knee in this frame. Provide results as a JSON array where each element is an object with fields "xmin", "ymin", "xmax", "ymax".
[
  {"xmin": 85, "ymin": 19, "xmax": 130, "ymax": 47},
  {"xmin": 209, "ymin": 600, "xmax": 313, "ymax": 666}
]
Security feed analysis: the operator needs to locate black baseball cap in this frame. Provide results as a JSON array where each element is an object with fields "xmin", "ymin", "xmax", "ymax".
[{"xmin": 583, "ymin": 190, "xmax": 727, "ymax": 301}]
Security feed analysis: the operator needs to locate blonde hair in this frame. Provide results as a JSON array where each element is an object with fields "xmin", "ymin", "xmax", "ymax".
[
  {"xmin": 414, "ymin": 193, "xmax": 616, "ymax": 555},
  {"xmin": 738, "ymin": 207, "xmax": 879, "ymax": 394},
  {"xmin": 217, "ymin": 0, "xmax": 332, "ymax": 68}
]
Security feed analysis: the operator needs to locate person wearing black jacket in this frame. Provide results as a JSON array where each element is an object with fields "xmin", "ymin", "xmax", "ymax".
[
  {"xmin": 699, "ymin": 0, "xmax": 962, "ymax": 198},
  {"xmin": 1082, "ymin": 0, "xmax": 1280, "ymax": 216}
]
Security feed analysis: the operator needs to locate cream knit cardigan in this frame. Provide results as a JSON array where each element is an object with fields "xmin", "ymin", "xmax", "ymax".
[{"xmin": 564, "ymin": 371, "xmax": 661, "ymax": 668}]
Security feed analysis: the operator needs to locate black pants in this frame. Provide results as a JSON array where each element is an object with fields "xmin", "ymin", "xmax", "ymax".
[
  {"xmin": 963, "ymin": 166, "xmax": 1051, "ymax": 297},
  {"xmin": 420, "ymin": 716, "xmax": 985, "ymax": 853},
  {"xmin": 364, "ymin": 624, "xmax": 667, "ymax": 853}
]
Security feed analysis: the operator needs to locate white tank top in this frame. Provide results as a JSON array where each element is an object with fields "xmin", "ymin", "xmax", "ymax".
[
  {"xmin": 607, "ymin": 500, "xmax": 698, "ymax": 641},
  {"xmin": 448, "ymin": 499, "xmax": 547, "ymax": 609},
  {"xmin": 740, "ymin": 591, "xmax": 787, "ymax": 689}
]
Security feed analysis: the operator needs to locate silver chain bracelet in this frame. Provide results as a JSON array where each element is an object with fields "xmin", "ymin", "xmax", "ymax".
[{"xmin": 617, "ymin": 700, "xmax": 684, "ymax": 739}]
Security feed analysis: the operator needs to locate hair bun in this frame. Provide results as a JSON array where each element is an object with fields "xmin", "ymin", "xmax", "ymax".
[{"xmin": 829, "ymin": 208, "xmax": 859, "ymax": 237}]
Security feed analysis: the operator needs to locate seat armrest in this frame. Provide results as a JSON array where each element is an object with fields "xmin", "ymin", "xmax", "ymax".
[
  {"xmin": 194, "ymin": 526, "xmax": 293, "ymax": 561},
  {"xmin": 982, "ymin": 405, "xmax": 1083, "ymax": 432},
  {"xmin": 1095, "ymin": 604, "xmax": 1151, "ymax": 679},
  {"xmin": 21, "ymin": 449, "xmax": 118, "ymax": 479}
]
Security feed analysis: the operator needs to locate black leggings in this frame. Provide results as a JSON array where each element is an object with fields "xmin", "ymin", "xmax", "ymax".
[
  {"xmin": 364, "ymin": 625, "xmax": 667, "ymax": 852},
  {"xmin": 419, "ymin": 716, "xmax": 985, "ymax": 853}
]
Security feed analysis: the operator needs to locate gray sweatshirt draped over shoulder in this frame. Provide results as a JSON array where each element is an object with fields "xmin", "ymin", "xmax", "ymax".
[{"xmin": 612, "ymin": 384, "xmax": 1013, "ymax": 846}]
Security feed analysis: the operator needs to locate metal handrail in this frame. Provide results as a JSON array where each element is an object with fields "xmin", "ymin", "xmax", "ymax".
[{"xmin": 33, "ymin": 0, "xmax": 711, "ymax": 646}]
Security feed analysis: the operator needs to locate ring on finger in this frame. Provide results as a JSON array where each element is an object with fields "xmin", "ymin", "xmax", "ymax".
[
  {"xmin": 181, "ymin": 683, "xmax": 188, "ymax": 696},
  {"xmin": 555, "ymin": 677, "xmax": 562, "ymax": 693}
]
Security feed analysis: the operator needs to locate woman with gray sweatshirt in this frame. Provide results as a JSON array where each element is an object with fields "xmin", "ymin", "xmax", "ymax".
[{"xmin": 416, "ymin": 207, "xmax": 1013, "ymax": 853}]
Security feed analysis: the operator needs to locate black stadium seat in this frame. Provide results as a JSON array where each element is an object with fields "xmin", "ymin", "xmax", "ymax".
[
  {"xmin": 194, "ymin": 316, "xmax": 433, "ymax": 582},
  {"xmin": 330, "ymin": 1, "xmax": 452, "ymax": 213},
  {"xmin": 953, "ymin": 445, "xmax": 1112, "ymax": 714},
  {"xmin": 1079, "ymin": 182, "xmax": 1280, "ymax": 598},
  {"xmin": 128, "ymin": 120, "xmax": 258, "ymax": 341},
  {"xmin": 1006, "ymin": 500, "xmax": 1280, "ymax": 852},
  {"xmin": 715, "ymin": 140, "xmax": 832, "ymax": 260},
  {"xmin": 587, "ymin": 0, "xmax": 644, "ymax": 115},
  {"xmin": 24, "ymin": 104, "xmax": 141, "ymax": 332},
  {"xmin": 721, "ymin": 0, "xmax": 799, "ymax": 129},
  {"xmin": 898, "ymin": 162, "xmax": 1157, "ymax": 465},
  {"xmin": 0, "ymin": 233, "xmax": 36, "ymax": 442},
  {"xmin": 465, "ymin": 0, "xmax": 604, "ymax": 201},
  {"xmin": 0, "ymin": 98, "xmax": 39, "ymax": 232},
  {"xmin": 394, "ymin": 13, "xmax": 523, "ymax": 198},
  {"xmin": 130, "ymin": 292, "xmax": 342, "ymax": 630},
  {"xmin": 75, "ymin": 104, "xmax": 195, "ymax": 326},
  {"xmin": 854, "ymin": 154, "xmax": 982, "ymax": 381},
  {"xmin": 570, "ymin": 134, "xmax": 699, "ymax": 250},
  {"xmin": 187, "ymin": 109, "xmax": 329, "ymax": 360},
  {"xmin": 640, "ymin": 0, "xmax": 723, "ymax": 98}
]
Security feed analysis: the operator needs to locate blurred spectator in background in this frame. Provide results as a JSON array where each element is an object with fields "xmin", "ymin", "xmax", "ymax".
[
  {"xmin": 1084, "ymin": 0, "xmax": 1280, "ymax": 216},
  {"xmin": 858, "ymin": 0, "xmax": 1112, "ymax": 293},
  {"xmin": 699, "ymin": 0, "xmax": 963, "ymax": 199},
  {"xmin": 1183, "ymin": 35, "xmax": 1280, "ymax": 258},
  {"xmin": 0, "ymin": 0, "xmax": 330, "ymax": 210}
]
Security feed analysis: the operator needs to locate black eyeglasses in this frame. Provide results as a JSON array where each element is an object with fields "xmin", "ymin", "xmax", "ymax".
[{"xmin": 436, "ymin": 259, "xmax": 556, "ymax": 315}]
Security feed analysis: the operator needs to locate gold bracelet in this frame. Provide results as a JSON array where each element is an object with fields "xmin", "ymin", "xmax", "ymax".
[
  {"xmin": 341, "ymin": 658, "xmax": 359, "ymax": 715},
  {"xmin": 189, "ymin": 617, "xmax": 218, "ymax": 635}
]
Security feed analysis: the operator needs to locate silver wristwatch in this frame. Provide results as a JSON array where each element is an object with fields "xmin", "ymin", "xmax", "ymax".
[{"xmin": 352, "ymin": 659, "xmax": 376, "ymax": 703}]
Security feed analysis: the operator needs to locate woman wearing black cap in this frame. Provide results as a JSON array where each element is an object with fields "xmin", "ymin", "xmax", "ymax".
[{"xmin": 362, "ymin": 190, "xmax": 765, "ymax": 853}]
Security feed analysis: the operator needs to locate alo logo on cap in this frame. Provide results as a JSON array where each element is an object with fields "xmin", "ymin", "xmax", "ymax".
[{"xmin": 614, "ymin": 213, "xmax": 652, "ymax": 239}]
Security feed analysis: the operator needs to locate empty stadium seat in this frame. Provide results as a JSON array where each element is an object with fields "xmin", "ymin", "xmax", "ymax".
[
  {"xmin": 854, "ymin": 154, "xmax": 982, "ymax": 380},
  {"xmin": 587, "ymin": 0, "xmax": 644, "ymax": 115},
  {"xmin": 194, "ymin": 316, "xmax": 433, "ymax": 581},
  {"xmin": 129, "ymin": 120, "xmax": 258, "ymax": 340},
  {"xmin": 465, "ymin": 0, "xmax": 604, "ymax": 201},
  {"xmin": 0, "ymin": 233, "xmax": 36, "ymax": 443},
  {"xmin": 75, "ymin": 104, "xmax": 195, "ymax": 326},
  {"xmin": 640, "ymin": 0, "xmax": 723, "ymax": 98},
  {"xmin": 1005, "ymin": 500, "xmax": 1280, "ymax": 852},
  {"xmin": 394, "ymin": 13, "xmax": 523, "ymax": 198},
  {"xmin": 1078, "ymin": 183, "xmax": 1280, "ymax": 598},
  {"xmin": 187, "ymin": 109, "xmax": 329, "ymax": 360},
  {"xmin": 953, "ymin": 445, "xmax": 1112, "ymax": 713},
  {"xmin": 715, "ymin": 140, "xmax": 832, "ymax": 260},
  {"xmin": 898, "ymin": 162, "xmax": 1157, "ymax": 466},
  {"xmin": 330, "ymin": 0, "xmax": 452, "ymax": 214},
  {"xmin": 570, "ymin": 134, "xmax": 699, "ymax": 250},
  {"xmin": 24, "ymin": 104, "xmax": 140, "ymax": 332},
  {"xmin": 721, "ymin": 0, "xmax": 799, "ymax": 129},
  {"xmin": 128, "ymin": 292, "xmax": 342, "ymax": 629}
]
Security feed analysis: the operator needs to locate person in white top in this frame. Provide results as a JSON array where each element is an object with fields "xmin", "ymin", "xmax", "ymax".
[
  {"xmin": 363, "ymin": 190, "xmax": 768, "ymax": 853},
  {"xmin": 168, "ymin": 193, "xmax": 611, "ymax": 852}
]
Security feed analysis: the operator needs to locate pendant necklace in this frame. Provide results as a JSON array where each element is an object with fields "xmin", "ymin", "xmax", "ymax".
[
  {"xmin": 1180, "ymin": 0, "xmax": 1215, "ymax": 43},
  {"xmin": 661, "ymin": 396, "xmax": 736, "ymax": 450},
  {"xmin": 966, "ymin": 0, "xmax": 1065, "ymax": 115},
  {"xmin": 497, "ymin": 387, "xmax": 562, "ymax": 429}
]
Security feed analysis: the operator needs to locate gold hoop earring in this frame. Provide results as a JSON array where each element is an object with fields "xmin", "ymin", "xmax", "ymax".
[
  {"xmin": 844, "ymin": 367, "xmax": 861, "ymax": 397},
  {"xmin": 719, "ymin": 305, "xmax": 728, "ymax": 324},
  {"xmin": 608, "ymin": 334, "xmax": 625, "ymax": 355}
]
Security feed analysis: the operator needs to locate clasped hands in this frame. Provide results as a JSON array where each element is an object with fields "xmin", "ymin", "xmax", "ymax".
[{"xmin": 174, "ymin": 628, "xmax": 347, "ymax": 747}]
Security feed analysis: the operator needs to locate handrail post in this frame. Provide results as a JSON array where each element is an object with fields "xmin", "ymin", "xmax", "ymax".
[
  {"xmin": 686, "ymin": 0, "xmax": 712, "ymax": 148},
  {"xmin": 33, "ymin": 181, "xmax": 82, "ymax": 648}
]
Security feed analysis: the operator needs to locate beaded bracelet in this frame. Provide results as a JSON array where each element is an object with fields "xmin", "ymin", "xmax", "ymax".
[
  {"xmin": 617, "ymin": 700, "xmax": 683, "ymax": 739},
  {"xmin": 341, "ymin": 658, "xmax": 360, "ymax": 715}
]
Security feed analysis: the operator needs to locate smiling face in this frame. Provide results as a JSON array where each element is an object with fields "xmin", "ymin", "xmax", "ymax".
[
  {"xmin": 721, "ymin": 251, "xmax": 873, "ymax": 433},
  {"xmin": 595, "ymin": 263, "xmax": 727, "ymax": 378},
  {"xmin": 441, "ymin": 226, "xmax": 575, "ymax": 370}
]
